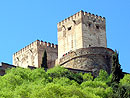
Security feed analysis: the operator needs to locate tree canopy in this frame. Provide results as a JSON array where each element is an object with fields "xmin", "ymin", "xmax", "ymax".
[
  {"xmin": 0, "ymin": 51, "xmax": 129, "ymax": 98},
  {"xmin": 41, "ymin": 50, "xmax": 48, "ymax": 69},
  {"xmin": 0, "ymin": 66, "xmax": 129, "ymax": 98}
]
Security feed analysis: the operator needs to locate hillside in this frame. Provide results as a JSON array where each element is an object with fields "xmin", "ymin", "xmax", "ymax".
[{"xmin": 0, "ymin": 66, "xmax": 130, "ymax": 98}]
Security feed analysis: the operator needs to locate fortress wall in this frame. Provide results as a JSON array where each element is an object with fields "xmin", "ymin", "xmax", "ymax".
[
  {"xmin": 57, "ymin": 10, "xmax": 107, "ymax": 61},
  {"xmin": 13, "ymin": 40, "xmax": 58, "ymax": 68},
  {"xmin": 57, "ymin": 10, "xmax": 83, "ymax": 60},
  {"xmin": 82, "ymin": 11, "xmax": 107, "ymax": 48},
  {"xmin": 13, "ymin": 40, "xmax": 39, "ymax": 68},
  {"xmin": 57, "ymin": 10, "xmax": 83, "ymax": 27},
  {"xmin": 59, "ymin": 47, "xmax": 114, "ymax": 75},
  {"xmin": 37, "ymin": 40, "xmax": 58, "ymax": 68},
  {"xmin": 57, "ymin": 11, "xmax": 105, "ymax": 27}
]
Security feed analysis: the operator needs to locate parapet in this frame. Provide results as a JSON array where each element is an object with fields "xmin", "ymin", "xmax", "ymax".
[
  {"xmin": 13, "ymin": 40, "xmax": 58, "ymax": 57},
  {"xmin": 38, "ymin": 40, "xmax": 58, "ymax": 49},
  {"xmin": 13, "ymin": 41, "xmax": 36, "ymax": 56},
  {"xmin": 57, "ymin": 10, "xmax": 106, "ymax": 27},
  {"xmin": 59, "ymin": 47, "xmax": 114, "ymax": 64},
  {"xmin": 82, "ymin": 11, "xmax": 105, "ymax": 23},
  {"xmin": 59, "ymin": 47, "xmax": 114, "ymax": 75},
  {"xmin": 57, "ymin": 10, "xmax": 83, "ymax": 27}
]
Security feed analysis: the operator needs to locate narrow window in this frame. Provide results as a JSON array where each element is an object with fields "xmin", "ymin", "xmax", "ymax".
[
  {"xmin": 88, "ymin": 23, "xmax": 92, "ymax": 27},
  {"xmin": 16, "ymin": 57, "xmax": 19, "ymax": 61},
  {"xmin": 96, "ymin": 25, "xmax": 99, "ymax": 29},
  {"xmin": 68, "ymin": 27, "xmax": 71, "ymax": 31},
  {"xmin": 93, "ymin": 19, "xmax": 96, "ymax": 22}
]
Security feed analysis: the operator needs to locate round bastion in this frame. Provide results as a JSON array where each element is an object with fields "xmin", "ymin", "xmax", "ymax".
[{"xmin": 59, "ymin": 47, "xmax": 114, "ymax": 75}]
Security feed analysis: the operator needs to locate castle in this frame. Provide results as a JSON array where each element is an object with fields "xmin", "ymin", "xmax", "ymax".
[
  {"xmin": 13, "ymin": 41, "xmax": 58, "ymax": 68},
  {"xmin": 1, "ymin": 10, "xmax": 114, "ymax": 75},
  {"xmin": 57, "ymin": 10, "xmax": 113, "ymax": 74}
]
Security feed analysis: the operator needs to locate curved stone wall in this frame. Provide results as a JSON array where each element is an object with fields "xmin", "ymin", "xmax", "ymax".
[{"xmin": 59, "ymin": 47, "xmax": 114, "ymax": 75}]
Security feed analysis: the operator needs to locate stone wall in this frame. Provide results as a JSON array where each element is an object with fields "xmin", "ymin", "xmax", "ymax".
[
  {"xmin": 0, "ymin": 62, "xmax": 16, "ymax": 76},
  {"xmin": 57, "ymin": 10, "xmax": 106, "ymax": 61},
  {"xmin": 13, "ymin": 40, "xmax": 39, "ymax": 68},
  {"xmin": 13, "ymin": 40, "xmax": 58, "ymax": 68},
  {"xmin": 57, "ymin": 11, "xmax": 83, "ymax": 60},
  {"xmin": 82, "ymin": 12, "xmax": 106, "ymax": 48},
  {"xmin": 59, "ymin": 47, "xmax": 114, "ymax": 75},
  {"xmin": 37, "ymin": 41, "xmax": 58, "ymax": 68}
]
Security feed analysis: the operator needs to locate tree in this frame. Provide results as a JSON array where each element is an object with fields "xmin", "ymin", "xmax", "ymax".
[
  {"xmin": 111, "ymin": 50, "xmax": 124, "ymax": 83},
  {"xmin": 41, "ymin": 50, "xmax": 48, "ymax": 69},
  {"xmin": 82, "ymin": 73, "xmax": 93, "ymax": 81},
  {"xmin": 47, "ymin": 66, "xmax": 83, "ymax": 84},
  {"xmin": 94, "ymin": 70, "xmax": 109, "ymax": 82}
]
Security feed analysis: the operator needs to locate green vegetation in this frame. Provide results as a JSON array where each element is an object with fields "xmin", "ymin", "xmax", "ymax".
[
  {"xmin": 111, "ymin": 50, "xmax": 124, "ymax": 83},
  {"xmin": 41, "ymin": 50, "xmax": 48, "ymax": 69},
  {"xmin": 0, "ymin": 66, "xmax": 129, "ymax": 98},
  {"xmin": 0, "ymin": 51, "xmax": 129, "ymax": 98}
]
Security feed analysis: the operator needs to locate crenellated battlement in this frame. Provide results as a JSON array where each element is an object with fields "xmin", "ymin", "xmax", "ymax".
[
  {"xmin": 57, "ymin": 10, "xmax": 105, "ymax": 27},
  {"xmin": 37, "ymin": 40, "xmax": 58, "ymax": 48},
  {"xmin": 11, "ymin": 10, "xmax": 112, "ymax": 75},
  {"xmin": 13, "ymin": 40, "xmax": 58, "ymax": 56},
  {"xmin": 82, "ymin": 11, "xmax": 105, "ymax": 21},
  {"xmin": 13, "ymin": 41, "xmax": 36, "ymax": 56},
  {"xmin": 57, "ymin": 10, "xmax": 83, "ymax": 27}
]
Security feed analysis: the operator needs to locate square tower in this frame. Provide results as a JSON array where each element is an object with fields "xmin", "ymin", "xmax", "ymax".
[
  {"xmin": 13, "ymin": 40, "xmax": 58, "ymax": 68},
  {"xmin": 57, "ymin": 10, "xmax": 107, "ymax": 59}
]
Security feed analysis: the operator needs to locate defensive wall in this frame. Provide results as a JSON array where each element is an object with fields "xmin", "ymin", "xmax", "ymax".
[
  {"xmin": 0, "ymin": 62, "xmax": 16, "ymax": 76},
  {"xmin": 13, "ymin": 40, "xmax": 58, "ymax": 68},
  {"xmin": 59, "ymin": 47, "xmax": 114, "ymax": 75},
  {"xmin": 57, "ymin": 10, "xmax": 106, "ymax": 60},
  {"xmin": 57, "ymin": 10, "xmax": 105, "ymax": 27}
]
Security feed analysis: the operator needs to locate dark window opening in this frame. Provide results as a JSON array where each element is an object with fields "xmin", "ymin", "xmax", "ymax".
[
  {"xmin": 93, "ymin": 19, "xmax": 96, "ymax": 22},
  {"xmin": 16, "ymin": 57, "xmax": 19, "ymax": 61},
  {"xmin": 96, "ymin": 25, "xmax": 99, "ymax": 29},
  {"xmin": 88, "ymin": 23, "xmax": 92, "ymax": 27},
  {"xmin": 68, "ymin": 27, "xmax": 71, "ymax": 31},
  {"xmin": 89, "ymin": 45, "xmax": 91, "ymax": 47}
]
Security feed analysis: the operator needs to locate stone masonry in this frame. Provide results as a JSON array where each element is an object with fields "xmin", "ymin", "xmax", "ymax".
[
  {"xmin": 57, "ymin": 10, "xmax": 113, "ymax": 74},
  {"xmin": 59, "ymin": 47, "xmax": 114, "ymax": 75},
  {"xmin": 12, "ymin": 10, "xmax": 113, "ymax": 74},
  {"xmin": 57, "ymin": 10, "xmax": 107, "ymax": 60},
  {"xmin": 13, "ymin": 40, "xmax": 58, "ymax": 68}
]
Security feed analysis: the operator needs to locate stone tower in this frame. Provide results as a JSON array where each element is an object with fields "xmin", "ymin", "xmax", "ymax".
[
  {"xmin": 57, "ymin": 10, "xmax": 107, "ymax": 60},
  {"xmin": 13, "ymin": 40, "xmax": 58, "ymax": 68},
  {"xmin": 57, "ymin": 10, "xmax": 113, "ymax": 74}
]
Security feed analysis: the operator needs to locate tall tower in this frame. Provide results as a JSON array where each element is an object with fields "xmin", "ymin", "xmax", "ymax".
[{"xmin": 57, "ymin": 10, "xmax": 107, "ymax": 60}]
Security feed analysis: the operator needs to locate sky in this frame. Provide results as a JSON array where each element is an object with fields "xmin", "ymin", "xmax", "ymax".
[{"xmin": 0, "ymin": 0, "xmax": 130, "ymax": 73}]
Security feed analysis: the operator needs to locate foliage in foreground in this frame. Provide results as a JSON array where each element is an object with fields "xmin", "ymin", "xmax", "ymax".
[
  {"xmin": 41, "ymin": 50, "xmax": 48, "ymax": 69},
  {"xmin": 111, "ymin": 50, "xmax": 124, "ymax": 83},
  {"xmin": 0, "ymin": 66, "xmax": 129, "ymax": 98}
]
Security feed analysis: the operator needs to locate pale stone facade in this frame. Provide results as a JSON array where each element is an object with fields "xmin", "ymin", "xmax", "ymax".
[
  {"xmin": 59, "ymin": 47, "xmax": 114, "ymax": 75},
  {"xmin": 13, "ymin": 10, "xmax": 113, "ymax": 74},
  {"xmin": 57, "ymin": 10, "xmax": 113, "ymax": 74},
  {"xmin": 13, "ymin": 40, "xmax": 58, "ymax": 68},
  {"xmin": 57, "ymin": 10, "xmax": 107, "ymax": 60}
]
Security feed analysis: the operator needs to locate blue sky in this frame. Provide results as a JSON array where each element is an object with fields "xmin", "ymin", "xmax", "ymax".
[{"xmin": 0, "ymin": 0, "xmax": 130, "ymax": 72}]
